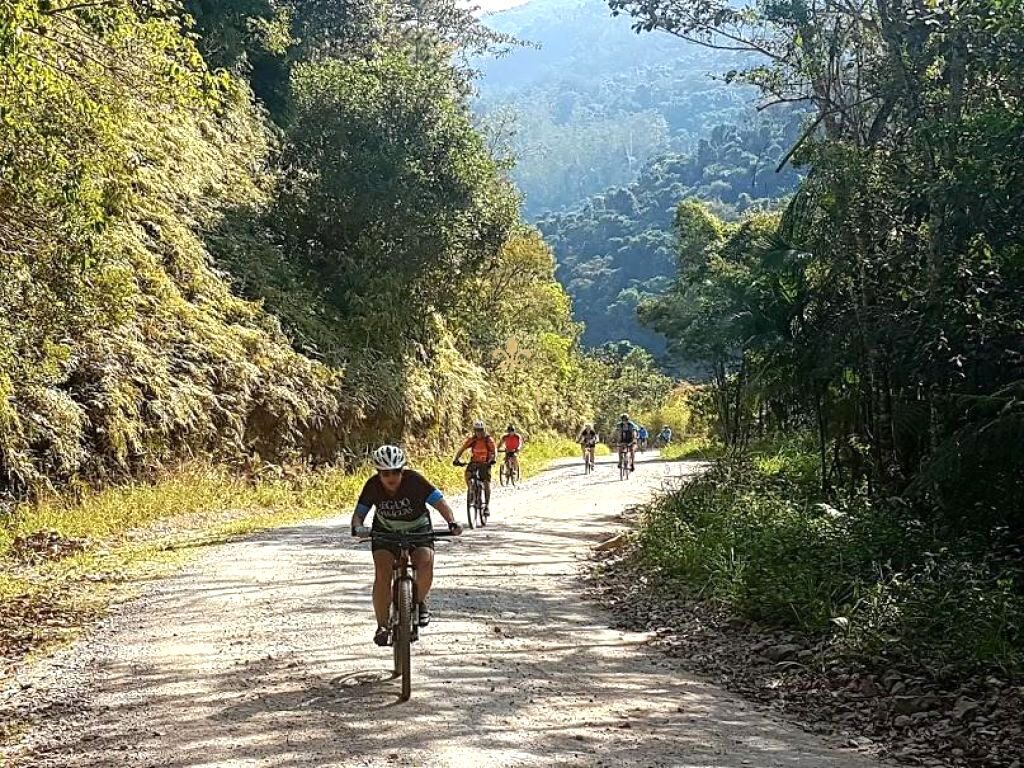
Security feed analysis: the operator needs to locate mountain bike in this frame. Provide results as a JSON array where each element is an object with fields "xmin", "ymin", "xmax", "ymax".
[
  {"xmin": 355, "ymin": 527, "xmax": 455, "ymax": 702},
  {"xmin": 498, "ymin": 449, "xmax": 520, "ymax": 487},
  {"xmin": 454, "ymin": 460, "xmax": 487, "ymax": 529},
  {"xmin": 582, "ymin": 443, "xmax": 595, "ymax": 475},
  {"xmin": 618, "ymin": 444, "xmax": 632, "ymax": 481}
]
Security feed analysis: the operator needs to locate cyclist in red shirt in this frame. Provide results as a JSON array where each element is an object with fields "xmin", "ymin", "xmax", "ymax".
[
  {"xmin": 453, "ymin": 420, "xmax": 497, "ymax": 514},
  {"xmin": 497, "ymin": 424, "xmax": 524, "ymax": 477}
]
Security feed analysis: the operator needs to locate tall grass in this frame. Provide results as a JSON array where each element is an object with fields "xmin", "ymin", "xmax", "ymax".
[{"xmin": 635, "ymin": 442, "xmax": 1024, "ymax": 673}]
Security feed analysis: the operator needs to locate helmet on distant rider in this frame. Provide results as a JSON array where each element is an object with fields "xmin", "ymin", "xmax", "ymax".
[
  {"xmin": 620, "ymin": 413, "xmax": 629, "ymax": 421},
  {"xmin": 372, "ymin": 444, "xmax": 406, "ymax": 471},
  {"xmin": 473, "ymin": 419, "xmax": 485, "ymax": 431},
  {"xmin": 506, "ymin": 424, "xmax": 515, "ymax": 433}
]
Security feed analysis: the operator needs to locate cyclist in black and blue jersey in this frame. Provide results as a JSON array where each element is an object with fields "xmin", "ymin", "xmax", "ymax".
[{"xmin": 350, "ymin": 445, "xmax": 462, "ymax": 647}]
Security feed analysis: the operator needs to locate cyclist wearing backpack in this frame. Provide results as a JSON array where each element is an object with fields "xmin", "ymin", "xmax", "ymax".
[{"xmin": 613, "ymin": 413, "xmax": 639, "ymax": 472}]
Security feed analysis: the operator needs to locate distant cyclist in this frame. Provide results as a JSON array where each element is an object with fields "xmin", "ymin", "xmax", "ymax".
[
  {"xmin": 658, "ymin": 425, "xmax": 673, "ymax": 447},
  {"xmin": 613, "ymin": 414, "xmax": 639, "ymax": 471},
  {"xmin": 454, "ymin": 420, "xmax": 497, "ymax": 514},
  {"xmin": 497, "ymin": 424, "xmax": 523, "ymax": 475},
  {"xmin": 350, "ymin": 445, "xmax": 462, "ymax": 647},
  {"xmin": 637, "ymin": 425, "xmax": 649, "ymax": 452},
  {"xmin": 577, "ymin": 423, "xmax": 599, "ymax": 465}
]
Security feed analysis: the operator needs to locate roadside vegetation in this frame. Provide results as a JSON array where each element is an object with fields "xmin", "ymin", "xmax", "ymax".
[{"xmin": 599, "ymin": 0, "xmax": 1024, "ymax": 762}]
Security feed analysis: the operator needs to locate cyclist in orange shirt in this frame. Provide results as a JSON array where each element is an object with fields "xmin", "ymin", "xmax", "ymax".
[
  {"xmin": 453, "ymin": 420, "xmax": 497, "ymax": 514},
  {"xmin": 497, "ymin": 424, "xmax": 524, "ymax": 477}
]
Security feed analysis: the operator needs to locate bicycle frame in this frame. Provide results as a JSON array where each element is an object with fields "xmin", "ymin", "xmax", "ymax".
[
  {"xmin": 359, "ymin": 529, "xmax": 454, "ymax": 701},
  {"xmin": 455, "ymin": 461, "xmax": 487, "ymax": 528}
]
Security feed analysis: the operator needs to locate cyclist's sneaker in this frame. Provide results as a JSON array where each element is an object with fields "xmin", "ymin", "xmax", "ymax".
[
  {"xmin": 631, "ymin": 463, "xmax": 635, "ymax": 471},
  {"xmin": 418, "ymin": 602, "xmax": 431, "ymax": 627},
  {"xmin": 373, "ymin": 626, "xmax": 390, "ymax": 647}
]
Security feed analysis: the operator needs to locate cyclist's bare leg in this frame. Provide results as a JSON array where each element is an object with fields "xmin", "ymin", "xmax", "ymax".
[
  {"xmin": 372, "ymin": 549, "xmax": 396, "ymax": 627},
  {"xmin": 411, "ymin": 547, "xmax": 434, "ymax": 601}
]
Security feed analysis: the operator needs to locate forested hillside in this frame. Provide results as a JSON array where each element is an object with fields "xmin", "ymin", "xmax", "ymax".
[
  {"xmin": 476, "ymin": 0, "xmax": 754, "ymax": 216},
  {"xmin": 540, "ymin": 118, "xmax": 802, "ymax": 350},
  {"xmin": 0, "ymin": 0, "xmax": 599, "ymax": 496}
]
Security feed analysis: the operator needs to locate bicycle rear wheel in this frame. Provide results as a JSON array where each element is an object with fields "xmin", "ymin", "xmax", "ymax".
[{"xmin": 396, "ymin": 578, "xmax": 413, "ymax": 701}]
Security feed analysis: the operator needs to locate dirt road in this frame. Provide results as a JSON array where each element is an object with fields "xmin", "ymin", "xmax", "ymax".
[{"xmin": 7, "ymin": 453, "xmax": 883, "ymax": 767}]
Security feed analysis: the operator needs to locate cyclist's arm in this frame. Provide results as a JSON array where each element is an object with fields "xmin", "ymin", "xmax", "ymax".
[
  {"xmin": 453, "ymin": 436, "xmax": 471, "ymax": 462},
  {"xmin": 428, "ymin": 491, "xmax": 458, "ymax": 528},
  {"xmin": 350, "ymin": 502, "xmax": 372, "ymax": 536},
  {"xmin": 496, "ymin": 435, "xmax": 507, "ymax": 451},
  {"xmin": 486, "ymin": 437, "xmax": 497, "ymax": 463}
]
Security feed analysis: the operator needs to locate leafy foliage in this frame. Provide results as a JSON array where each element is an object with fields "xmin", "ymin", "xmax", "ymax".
[
  {"xmin": 631, "ymin": 0, "xmax": 1024, "ymax": 535},
  {"xmin": 0, "ymin": 0, "xmax": 357, "ymax": 494},
  {"xmin": 0, "ymin": 0, "xmax": 604, "ymax": 499}
]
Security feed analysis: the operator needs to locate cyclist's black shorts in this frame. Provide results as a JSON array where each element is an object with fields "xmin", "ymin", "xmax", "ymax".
[
  {"xmin": 467, "ymin": 461, "xmax": 492, "ymax": 482},
  {"xmin": 371, "ymin": 526, "xmax": 434, "ymax": 558}
]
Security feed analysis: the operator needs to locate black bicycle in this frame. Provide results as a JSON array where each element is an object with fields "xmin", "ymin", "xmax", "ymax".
[
  {"xmin": 357, "ymin": 527, "xmax": 455, "ymax": 702},
  {"xmin": 454, "ymin": 460, "xmax": 487, "ymax": 529}
]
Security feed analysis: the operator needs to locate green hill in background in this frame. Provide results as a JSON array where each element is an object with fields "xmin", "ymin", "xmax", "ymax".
[
  {"xmin": 475, "ymin": 0, "xmax": 756, "ymax": 218},
  {"xmin": 538, "ymin": 119, "xmax": 803, "ymax": 352},
  {"xmin": 474, "ymin": 0, "xmax": 798, "ymax": 353}
]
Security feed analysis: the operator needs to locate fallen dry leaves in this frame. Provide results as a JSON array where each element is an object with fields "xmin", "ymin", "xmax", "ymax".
[{"xmin": 585, "ymin": 550, "xmax": 1023, "ymax": 768}]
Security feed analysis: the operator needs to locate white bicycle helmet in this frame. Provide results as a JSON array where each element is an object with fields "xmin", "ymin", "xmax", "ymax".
[
  {"xmin": 473, "ymin": 419, "xmax": 485, "ymax": 430},
  {"xmin": 372, "ymin": 444, "xmax": 406, "ymax": 471}
]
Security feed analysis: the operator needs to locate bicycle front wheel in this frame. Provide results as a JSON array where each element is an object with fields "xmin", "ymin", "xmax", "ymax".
[
  {"xmin": 396, "ymin": 578, "xmax": 413, "ymax": 701},
  {"xmin": 475, "ymin": 482, "xmax": 487, "ymax": 528},
  {"xmin": 466, "ymin": 483, "xmax": 475, "ymax": 529}
]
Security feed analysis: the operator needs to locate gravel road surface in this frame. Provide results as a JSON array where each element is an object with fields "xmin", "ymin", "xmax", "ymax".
[{"xmin": 6, "ymin": 452, "xmax": 884, "ymax": 767}]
